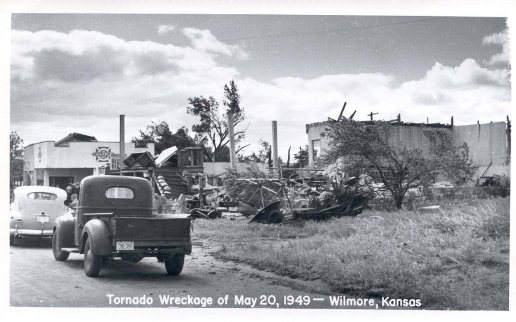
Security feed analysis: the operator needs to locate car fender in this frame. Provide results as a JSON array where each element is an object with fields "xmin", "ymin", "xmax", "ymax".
[
  {"xmin": 54, "ymin": 211, "xmax": 75, "ymax": 249},
  {"xmin": 81, "ymin": 219, "xmax": 112, "ymax": 256},
  {"xmin": 10, "ymin": 210, "xmax": 21, "ymax": 230}
]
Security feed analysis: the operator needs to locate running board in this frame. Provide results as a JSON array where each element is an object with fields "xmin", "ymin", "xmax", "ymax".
[{"xmin": 61, "ymin": 247, "xmax": 80, "ymax": 253}]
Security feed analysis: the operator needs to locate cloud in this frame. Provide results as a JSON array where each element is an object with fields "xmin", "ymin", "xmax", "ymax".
[
  {"xmin": 10, "ymin": 28, "xmax": 240, "ymax": 145},
  {"xmin": 234, "ymin": 56, "xmax": 510, "ymax": 156},
  {"xmin": 157, "ymin": 24, "xmax": 175, "ymax": 35},
  {"xmin": 392, "ymin": 58, "xmax": 510, "ymax": 124},
  {"xmin": 482, "ymin": 29, "xmax": 510, "ymax": 65},
  {"xmin": 420, "ymin": 59, "xmax": 509, "ymax": 88},
  {"xmin": 182, "ymin": 27, "xmax": 248, "ymax": 59},
  {"xmin": 11, "ymin": 29, "xmax": 241, "ymax": 83},
  {"xmin": 238, "ymin": 57, "xmax": 509, "ymax": 127},
  {"xmin": 10, "ymin": 28, "xmax": 510, "ymax": 161},
  {"xmin": 32, "ymin": 47, "xmax": 128, "ymax": 82}
]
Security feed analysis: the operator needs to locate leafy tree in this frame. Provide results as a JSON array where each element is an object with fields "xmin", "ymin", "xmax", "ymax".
[
  {"xmin": 132, "ymin": 121, "xmax": 196, "ymax": 154},
  {"xmin": 186, "ymin": 80, "xmax": 248, "ymax": 161},
  {"xmin": 293, "ymin": 145, "xmax": 309, "ymax": 168},
  {"xmin": 254, "ymin": 139, "xmax": 272, "ymax": 165},
  {"xmin": 322, "ymin": 119, "xmax": 475, "ymax": 209},
  {"xmin": 10, "ymin": 131, "xmax": 24, "ymax": 189},
  {"xmin": 237, "ymin": 139, "xmax": 272, "ymax": 165}
]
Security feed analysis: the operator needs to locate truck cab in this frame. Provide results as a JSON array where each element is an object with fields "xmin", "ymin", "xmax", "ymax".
[{"xmin": 52, "ymin": 175, "xmax": 192, "ymax": 277}]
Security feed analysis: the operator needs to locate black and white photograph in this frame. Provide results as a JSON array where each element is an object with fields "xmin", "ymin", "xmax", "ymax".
[{"xmin": 2, "ymin": 0, "xmax": 514, "ymax": 321}]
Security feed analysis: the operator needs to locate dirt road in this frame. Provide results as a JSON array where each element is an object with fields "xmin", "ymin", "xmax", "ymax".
[{"xmin": 10, "ymin": 238, "xmax": 342, "ymax": 309}]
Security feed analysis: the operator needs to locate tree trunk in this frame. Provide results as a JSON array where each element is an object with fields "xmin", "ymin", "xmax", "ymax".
[
  {"xmin": 394, "ymin": 194, "xmax": 404, "ymax": 209},
  {"xmin": 267, "ymin": 147, "xmax": 272, "ymax": 168}
]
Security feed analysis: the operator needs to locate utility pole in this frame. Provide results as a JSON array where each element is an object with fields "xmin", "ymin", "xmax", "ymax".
[
  {"xmin": 368, "ymin": 112, "xmax": 378, "ymax": 121},
  {"xmin": 227, "ymin": 111, "xmax": 237, "ymax": 170}
]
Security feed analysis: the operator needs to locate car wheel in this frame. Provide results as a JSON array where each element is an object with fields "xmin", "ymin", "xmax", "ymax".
[
  {"xmin": 84, "ymin": 238, "xmax": 103, "ymax": 277},
  {"xmin": 52, "ymin": 230, "xmax": 70, "ymax": 261},
  {"xmin": 164, "ymin": 253, "xmax": 184, "ymax": 275},
  {"xmin": 9, "ymin": 235, "xmax": 14, "ymax": 246}
]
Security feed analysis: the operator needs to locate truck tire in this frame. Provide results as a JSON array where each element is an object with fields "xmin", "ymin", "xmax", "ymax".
[
  {"xmin": 52, "ymin": 230, "xmax": 69, "ymax": 261},
  {"xmin": 164, "ymin": 253, "xmax": 184, "ymax": 275},
  {"xmin": 84, "ymin": 238, "xmax": 103, "ymax": 277},
  {"xmin": 10, "ymin": 235, "xmax": 14, "ymax": 246}
]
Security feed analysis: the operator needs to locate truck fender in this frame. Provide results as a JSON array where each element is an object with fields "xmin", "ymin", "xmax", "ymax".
[
  {"xmin": 81, "ymin": 219, "xmax": 112, "ymax": 256},
  {"xmin": 54, "ymin": 212, "xmax": 75, "ymax": 249}
]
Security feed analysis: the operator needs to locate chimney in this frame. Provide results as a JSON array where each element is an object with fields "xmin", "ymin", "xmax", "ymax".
[
  {"xmin": 272, "ymin": 121, "xmax": 279, "ymax": 175},
  {"xmin": 119, "ymin": 115, "xmax": 125, "ymax": 175}
]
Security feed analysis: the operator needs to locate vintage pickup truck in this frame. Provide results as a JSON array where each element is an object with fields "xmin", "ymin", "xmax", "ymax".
[{"xmin": 52, "ymin": 175, "xmax": 192, "ymax": 277}]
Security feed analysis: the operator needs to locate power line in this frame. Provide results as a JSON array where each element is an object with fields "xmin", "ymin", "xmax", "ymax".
[
  {"xmin": 166, "ymin": 16, "xmax": 442, "ymax": 47},
  {"xmin": 216, "ymin": 17, "xmax": 441, "ymax": 43}
]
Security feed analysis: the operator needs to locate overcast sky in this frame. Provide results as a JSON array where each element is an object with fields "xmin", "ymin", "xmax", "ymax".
[{"xmin": 10, "ymin": 14, "xmax": 510, "ymax": 158}]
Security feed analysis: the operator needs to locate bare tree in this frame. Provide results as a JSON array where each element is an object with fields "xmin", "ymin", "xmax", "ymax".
[{"xmin": 186, "ymin": 80, "xmax": 248, "ymax": 161}]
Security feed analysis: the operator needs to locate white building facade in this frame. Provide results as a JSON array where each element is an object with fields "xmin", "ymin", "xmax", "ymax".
[{"xmin": 23, "ymin": 136, "xmax": 154, "ymax": 189}]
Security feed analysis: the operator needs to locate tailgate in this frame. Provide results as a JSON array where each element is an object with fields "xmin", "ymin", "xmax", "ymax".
[{"xmin": 114, "ymin": 214, "xmax": 191, "ymax": 245}]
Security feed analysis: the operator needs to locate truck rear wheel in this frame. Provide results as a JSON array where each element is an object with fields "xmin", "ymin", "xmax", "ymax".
[
  {"xmin": 164, "ymin": 253, "xmax": 184, "ymax": 275},
  {"xmin": 52, "ymin": 230, "xmax": 69, "ymax": 261},
  {"xmin": 84, "ymin": 238, "xmax": 104, "ymax": 277}
]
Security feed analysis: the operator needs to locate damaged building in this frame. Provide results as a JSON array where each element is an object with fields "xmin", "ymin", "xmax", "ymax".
[{"xmin": 306, "ymin": 116, "xmax": 511, "ymax": 182}]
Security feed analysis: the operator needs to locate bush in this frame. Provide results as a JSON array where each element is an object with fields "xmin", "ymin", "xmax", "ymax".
[{"xmin": 499, "ymin": 175, "xmax": 510, "ymax": 197}]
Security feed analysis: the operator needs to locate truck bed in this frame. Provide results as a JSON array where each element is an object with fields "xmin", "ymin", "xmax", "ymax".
[{"xmin": 112, "ymin": 214, "xmax": 191, "ymax": 246}]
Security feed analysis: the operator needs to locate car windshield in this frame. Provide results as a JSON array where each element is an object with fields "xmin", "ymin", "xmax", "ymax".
[
  {"xmin": 105, "ymin": 187, "xmax": 134, "ymax": 199},
  {"xmin": 27, "ymin": 192, "xmax": 58, "ymax": 200}
]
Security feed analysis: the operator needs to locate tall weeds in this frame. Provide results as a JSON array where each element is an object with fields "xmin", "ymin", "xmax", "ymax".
[{"xmin": 194, "ymin": 197, "xmax": 509, "ymax": 310}]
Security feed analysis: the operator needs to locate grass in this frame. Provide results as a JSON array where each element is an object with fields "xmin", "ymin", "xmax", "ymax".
[{"xmin": 193, "ymin": 197, "xmax": 510, "ymax": 310}]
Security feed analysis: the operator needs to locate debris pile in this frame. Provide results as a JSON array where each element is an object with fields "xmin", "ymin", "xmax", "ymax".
[{"xmin": 156, "ymin": 175, "xmax": 172, "ymax": 199}]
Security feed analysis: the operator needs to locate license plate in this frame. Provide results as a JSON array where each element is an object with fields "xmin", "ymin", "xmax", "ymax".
[
  {"xmin": 36, "ymin": 216, "xmax": 49, "ymax": 223},
  {"xmin": 116, "ymin": 241, "xmax": 134, "ymax": 251}
]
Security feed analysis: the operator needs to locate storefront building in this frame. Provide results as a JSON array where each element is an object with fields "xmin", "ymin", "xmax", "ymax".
[{"xmin": 23, "ymin": 133, "xmax": 155, "ymax": 189}]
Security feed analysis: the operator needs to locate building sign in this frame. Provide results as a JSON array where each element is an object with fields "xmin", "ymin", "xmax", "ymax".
[
  {"xmin": 34, "ymin": 143, "xmax": 47, "ymax": 168},
  {"xmin": 92, "ymin": 147, "xmax": 112, "ymax": 162}
]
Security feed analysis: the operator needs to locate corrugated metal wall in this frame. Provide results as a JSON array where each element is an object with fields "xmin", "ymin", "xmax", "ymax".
[
  {"xmin": 452, "ymin": 122, "xmax": 508, "ymax": 167},
  {"xmin": 308, "ymin": 121, "xmax": 510, "ymax": 177},
  {"xmin": 385, "ymin": 122, "xmax": 509, "ymax": 168}
]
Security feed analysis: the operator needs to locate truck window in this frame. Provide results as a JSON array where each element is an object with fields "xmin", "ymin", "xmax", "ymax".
[{"xmin": 105, "ymin": 187, "xmax": 134, "ymax": 199}]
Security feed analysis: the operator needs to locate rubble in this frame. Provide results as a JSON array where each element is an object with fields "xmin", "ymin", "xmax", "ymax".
[
  {"xmin": 248, "ymin": 201, "xmax": 283, "ymax": 224},
  {"xmin": 292, "ymin": 192, "xmax": 369, "ymax": 221}
]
